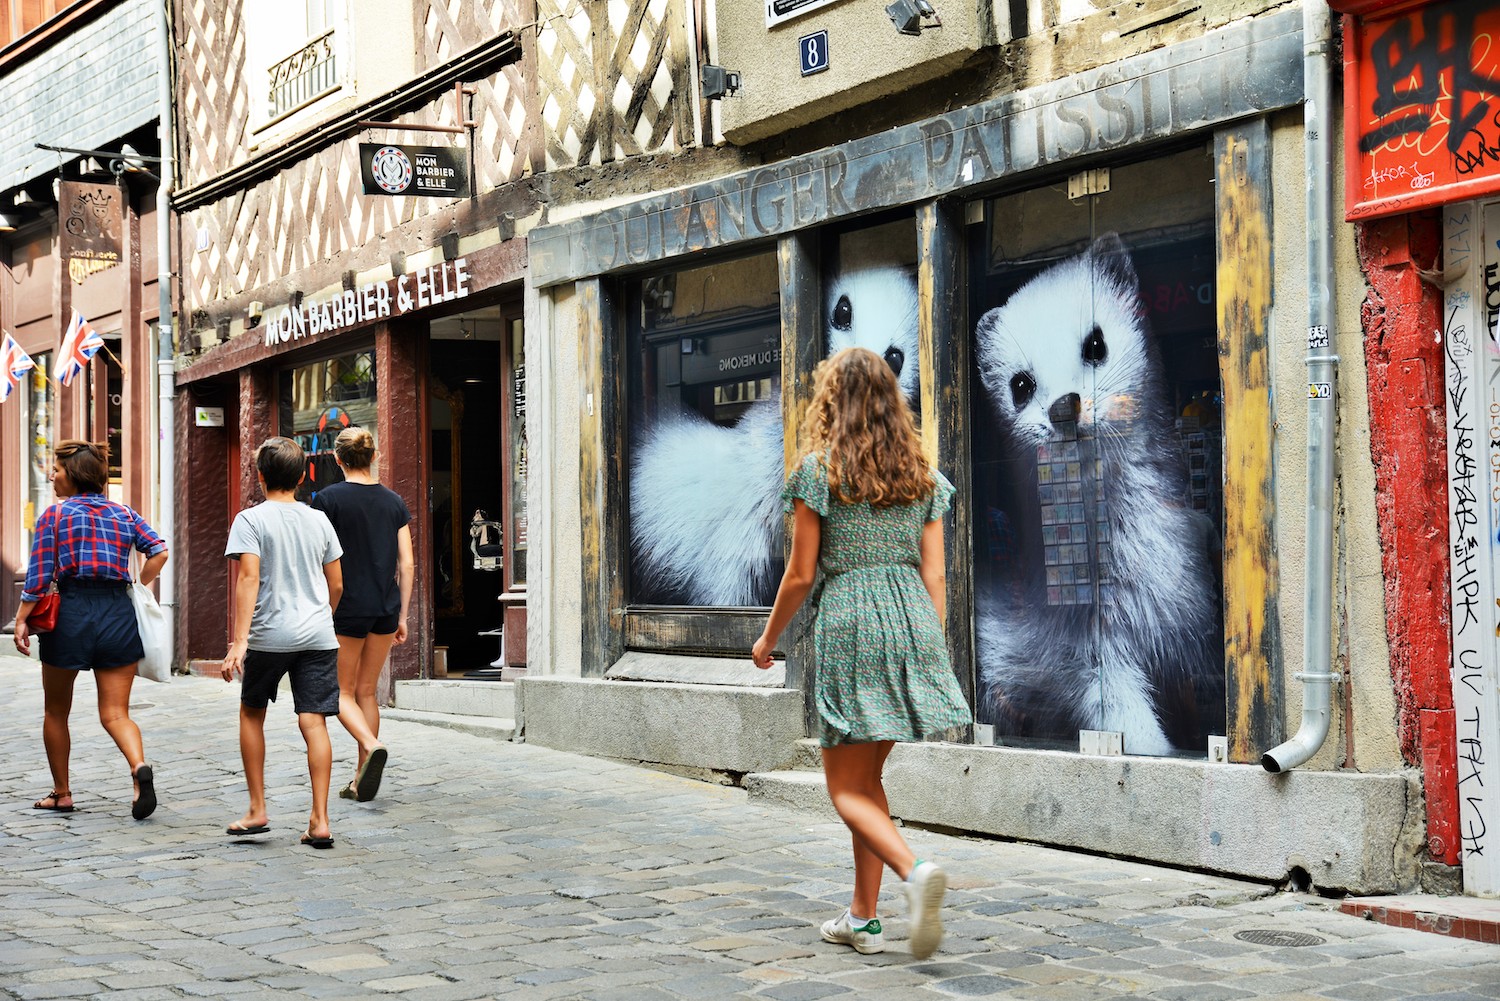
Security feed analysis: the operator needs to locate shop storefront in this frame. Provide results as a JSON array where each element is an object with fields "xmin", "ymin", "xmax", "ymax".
[
  {"xmin": 522, "ymin": 7, "xmax": 1421, "ymax": 890},
  {"xmin": 173, "ymin": 238, "xmax": 529, "ymax": 684}
]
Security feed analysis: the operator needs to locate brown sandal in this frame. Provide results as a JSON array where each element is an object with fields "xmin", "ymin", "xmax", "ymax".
[{"xmin": 34, "ymin": 791, "xmax": 73, "ymax": 812}]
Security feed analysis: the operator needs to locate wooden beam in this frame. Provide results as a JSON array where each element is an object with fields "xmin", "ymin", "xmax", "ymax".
[
  {"xmin": 918, "ymin": 198, "xmax": 975, "ymax": 735},
  {"xmin": 1216, "ymin": 121, "xmax": 1283, "ymax": 763},
  {"xmin": 577, "ymin": 278, "xmax": 625, "ymax": 677},
  {"xmin": 779, "ymin": 230, "xmax": 820, "ymax": 734}
]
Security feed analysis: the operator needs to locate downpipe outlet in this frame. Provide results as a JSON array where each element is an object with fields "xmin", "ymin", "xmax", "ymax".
[{"xmin": 1262, "ymin": 672, "xmax": 1341, "ymax": 772}]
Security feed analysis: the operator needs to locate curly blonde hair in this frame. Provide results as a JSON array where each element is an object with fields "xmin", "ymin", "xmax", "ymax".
[{"xmin": 801, "ymin": 346, "xmax": 934, "ymax": 508}]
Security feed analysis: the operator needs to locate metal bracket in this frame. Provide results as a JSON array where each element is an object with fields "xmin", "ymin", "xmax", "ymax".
[{"xmin": 1068, "ymin": 167, "xmax": 1111, "ymax": 198}]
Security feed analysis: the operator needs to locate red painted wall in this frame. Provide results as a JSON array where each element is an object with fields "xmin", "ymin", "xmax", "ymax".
[{"xmin": 1357, "ymin": 210, "xmax": 1458, "ymax": 865}]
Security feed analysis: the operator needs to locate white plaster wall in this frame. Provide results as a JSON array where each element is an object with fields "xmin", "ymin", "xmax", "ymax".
[{"xmin": 1270, "ymin": 109, "xmax": 1400, "ymax": 772}]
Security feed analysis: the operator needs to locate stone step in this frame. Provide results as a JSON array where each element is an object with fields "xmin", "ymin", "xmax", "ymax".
[
  {"xmin": 790, "ymin": 737, "xmax": 822, "ymax": 770},
  {"xmin": 382, "ymin": 708, "xmax": 516, "ymax": 742},
  {"xmin": 743, "ymin": 768, "xmax": 836, "ymax": 819},
  {"xmin": 394, "ymin": 679, "xmax": 514, "ymax": 718}
]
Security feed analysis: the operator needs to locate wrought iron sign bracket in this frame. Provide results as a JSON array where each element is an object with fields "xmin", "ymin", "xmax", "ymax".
[{"xmin": 355, "ymin": 81, "xmax": 478, "ymax": 136}]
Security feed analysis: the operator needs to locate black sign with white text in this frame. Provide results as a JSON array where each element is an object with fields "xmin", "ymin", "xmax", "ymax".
[{"xmin": 359, "ymin": 143, "xmax": 470, "ymax": 198}]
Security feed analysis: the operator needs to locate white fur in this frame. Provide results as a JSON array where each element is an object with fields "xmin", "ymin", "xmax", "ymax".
[
  {"xmin": 629, "ymin": 397, "xmax": 786, "ymax": 606},
  {"xmin": 826, "ymin": 267, "xmax": 921, "ymax": 400},
  {"xmin": 973, "ymin": 235, "xmax": 1220, "ymax": 755},
  {"xmin": 628, "ymin": 266, "xmax": 921, "ymax": 607}
]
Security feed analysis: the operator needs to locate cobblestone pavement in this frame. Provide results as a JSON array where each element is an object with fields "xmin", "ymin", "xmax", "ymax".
[{"xmin": 1, "ymin": 659, "xmax": 1498, "ymax": 1000}]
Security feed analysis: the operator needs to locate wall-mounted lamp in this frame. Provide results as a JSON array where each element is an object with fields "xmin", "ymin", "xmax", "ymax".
[
  {"xmin": 290, "ymin": 290, "xmax": 304, "ymax": 310},
  {"xmin": 886, "ymin": 0, "xmax": 941, "ymax": 35},
  {"xmin": 441, "ymin": 232, "xmax": 460, "ymax": 261},
  {"xmin": 389, "ymin": 251, "xmax": 406, "ymax": 277},
  {"xmin": 701, "ymin": 64, "xmax": 741, "ymax": 100},
  {"xmin": 246, "ymin": 301, "xmax": 264, "ymax": 328}
]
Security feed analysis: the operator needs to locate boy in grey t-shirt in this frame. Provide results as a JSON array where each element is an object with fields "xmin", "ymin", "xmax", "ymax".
[{"xmin": 222, "ymin": 437, "xmax": 344, "ymax": 849}]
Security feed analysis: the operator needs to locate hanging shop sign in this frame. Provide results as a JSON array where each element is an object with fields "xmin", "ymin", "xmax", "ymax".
[
  {"xmin": 359, "ymin": 143, "xmax": 470, "ymax": 198},
  {"xmin": 260, "ymin": 257, "xmax": 472, "ymax": 348},
  {"xmin": 58, "ymin": 181, "xmax": 122, "ymax": 286},
  {"xmin": 1346, "ymin": 3, "xmax": 1500, "ymax": 220}
]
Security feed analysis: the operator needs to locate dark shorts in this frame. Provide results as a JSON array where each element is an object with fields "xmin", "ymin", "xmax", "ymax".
[
  {"xmin": 333, "ymin": 610, "xmax": 399, "ymax": 639},
  {"xmin": 240, "ymin": 648, "xmax": 340, "ymax": 715},
  {"xmin": 38, "ymin": 580, "xmax": 143, "ymax": 672}
]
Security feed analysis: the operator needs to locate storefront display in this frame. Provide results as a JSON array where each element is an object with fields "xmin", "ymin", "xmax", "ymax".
[
  {"xmin": 277, "ymin": 349, "xmax": 378, "ymax": 502},
  {"xmin": 970, "ymin": 147, "xmax": 1226, "ymax": 756}
]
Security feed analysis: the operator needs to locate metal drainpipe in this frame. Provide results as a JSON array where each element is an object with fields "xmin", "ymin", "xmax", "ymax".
[
  {"xmin": 1262, "ymin": 0, "xmax": 1340, "ymax": 773},
  {"xmin": 155, "ymin": 0, "xmax": 177, "ymax": 668}
]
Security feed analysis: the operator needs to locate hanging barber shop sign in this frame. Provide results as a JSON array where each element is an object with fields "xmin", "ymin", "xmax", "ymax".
[
  {"xmin": 359, "ymin": 143, "xmax": 470, "ymax": 198},
  {"xmin": 58, "ymin": 181, "xmax": 122, "ymax": 285},
  {"xmin": 1345, "ymin": 2, "xmax": 1500, "ymax": 220}
]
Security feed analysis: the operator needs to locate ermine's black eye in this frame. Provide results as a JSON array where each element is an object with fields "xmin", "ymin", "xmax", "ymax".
[
  {"xmin": 1010, "ymin": 372, "xmax": 1036, "ymax": 409},
  {"xmin": 1083, "ymin": 325, "xmax": 1107, "ymax": 365},
  {"xmin": 884, "ymin": 347, "xmax": 904, "ymax": 376},
  {"xmin": 832, "ymin": 295, "xmax": 852, "ymax": 331}
]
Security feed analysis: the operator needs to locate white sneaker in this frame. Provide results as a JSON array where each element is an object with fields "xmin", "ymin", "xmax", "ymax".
[
  {"xmin": 905, "ymin": 860, "xmax": 947, "ymax": 959},
  {"xmin": 820, "ymin": 910, "xmax": 884, "ymax": 954}
]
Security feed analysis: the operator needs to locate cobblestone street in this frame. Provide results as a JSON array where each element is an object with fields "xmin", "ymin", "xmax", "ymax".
[{"xmin": 1, "ymin": 659, "xmax": 1497, "ymax": 1000}]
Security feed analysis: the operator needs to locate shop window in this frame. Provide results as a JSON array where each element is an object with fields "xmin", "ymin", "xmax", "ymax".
[
  {"xmin": 969, "ymin": 146, "xmax": 1225, "ymax": 757},
  {"xmin": 100, "ymin": 334, "xmax": 123, "ymax": 495},
  {"xmin": 21, "ymin": 357, "xmax": 52, "ymax": 554},
  {"xmin": 823, "ymin": 216, "xmax": 920, "ymax": 409},
  {"xmin": 277, "ymin": 349, "xmax": 377, "ymax": 503},
  {"xmin": 627, "ymin": 252, "xmax": 782, "ymax": 607}
]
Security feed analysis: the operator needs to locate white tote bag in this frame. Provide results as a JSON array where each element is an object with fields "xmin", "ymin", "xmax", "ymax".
[{"xmin": 129, "ymin": 577, "xmax": 172, "ymax": 684}]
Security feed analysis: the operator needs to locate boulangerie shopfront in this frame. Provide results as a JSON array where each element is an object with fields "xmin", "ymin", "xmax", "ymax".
[{"xmin": 520, "ymin": 7, "xmax": 1424, "ymax": 890}]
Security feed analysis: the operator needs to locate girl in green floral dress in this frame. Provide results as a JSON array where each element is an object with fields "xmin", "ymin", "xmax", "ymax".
[{"xmin": 752, "ymin": 346, "xmax": 971, "ymax": 959}]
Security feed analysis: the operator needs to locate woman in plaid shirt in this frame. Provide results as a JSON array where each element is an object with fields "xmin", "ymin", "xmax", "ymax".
[{"xmin": 13, "ymin": 441, "xmax": 169, "ymax": 820}]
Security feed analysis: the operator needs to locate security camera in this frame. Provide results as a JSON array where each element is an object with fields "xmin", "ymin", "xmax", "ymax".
[{"xmin": 887, "ymin": 0, "xmax": 941, "ymax": 35}]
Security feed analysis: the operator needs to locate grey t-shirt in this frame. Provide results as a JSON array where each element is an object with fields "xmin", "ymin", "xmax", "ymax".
[{"xmin": 225, "ymin": 501, "xmax": 343, "ymax": 652}]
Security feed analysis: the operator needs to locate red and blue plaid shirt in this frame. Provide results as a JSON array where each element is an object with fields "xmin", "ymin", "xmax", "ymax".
[{"xmin": 22, "ymin": 494, "xmax": 167, "ymax": 601}]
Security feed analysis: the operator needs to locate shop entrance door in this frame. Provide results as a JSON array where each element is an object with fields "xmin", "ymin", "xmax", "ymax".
[{"xmin": 428, "ymin": 307, "xmax": 506, "ymax": 674}]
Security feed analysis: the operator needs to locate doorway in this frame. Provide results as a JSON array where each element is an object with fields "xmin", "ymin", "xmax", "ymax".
[{"xmin": 428, "ymin": 308, "xmax": 505, "ymax": 673}]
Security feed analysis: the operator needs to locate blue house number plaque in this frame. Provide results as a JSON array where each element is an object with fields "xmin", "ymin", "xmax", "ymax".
[{"xmin": 800, "ymin": 30, "xmax": 829, "ymax": 76}]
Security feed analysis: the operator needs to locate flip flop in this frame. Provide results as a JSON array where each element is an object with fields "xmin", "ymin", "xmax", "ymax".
[
  {"xmin": 33, "ymin": 792, "xmax": 73, "ymax": 812},
  {"xmin": 226, "ymin": 823, "xmax": 271, "ymax": 837},
  {"xmin": 354, "ymin": 746, "xmax": 388, "ymax": 802},
  {"xmin": 301, "ymin": 829, "xmax": 335, "ymax": 850},
  {"xmin": 338, "ymin": 782, "xmax": 359, "ymax": 800},
  {"xmin": 131, "ymin": 764, "xmax": 156, "ymax": 821}
]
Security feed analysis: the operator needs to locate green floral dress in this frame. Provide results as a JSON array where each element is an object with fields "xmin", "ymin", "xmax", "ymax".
[{"xmin": 783, "ymin": 454, "xmax": 972, "ymax": 747}]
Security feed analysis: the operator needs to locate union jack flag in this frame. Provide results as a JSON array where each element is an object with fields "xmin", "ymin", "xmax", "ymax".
[
  {"xmin": 54, "ymin": 310, "xmax": 104, "ymax": 388},
  {"xmin": 0, "ymin": 332, "xmax": 35, "ymax": 403}
]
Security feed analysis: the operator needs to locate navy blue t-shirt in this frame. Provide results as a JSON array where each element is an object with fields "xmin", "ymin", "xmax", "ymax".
[{"xmin": 310, "ymin": 481, "xmax": 411, "ymax": 619}]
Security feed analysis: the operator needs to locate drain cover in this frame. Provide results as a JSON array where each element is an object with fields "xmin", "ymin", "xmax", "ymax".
[{"xmin": 1234, "ymin": 929, "xmax": 1326, "ymax": 947}]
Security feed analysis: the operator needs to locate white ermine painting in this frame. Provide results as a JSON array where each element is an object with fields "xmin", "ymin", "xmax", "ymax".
[
  {"xmin": 629, "ymin": 264, "xmax": 920, "ymax": 607},
  {"xmin": 971, "ymin": 233, "xmax": 1224, "ymax": 755}
]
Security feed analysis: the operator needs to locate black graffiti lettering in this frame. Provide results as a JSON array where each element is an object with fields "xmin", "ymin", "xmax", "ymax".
[
  {"xmin": 1464, "ymin": 801, "xmax": 1487, "ymax": 855},
  {"xmin": 1360, "ymin": 9, "xmax": 1500, "ymax": 154},
  {"xmin": 1455, "ymin": 126, "xmax": 1500, "ymax": 175},
  {"xmin": 1459, "ymin": 648, "xmax": 1485, "ymax": 694}
]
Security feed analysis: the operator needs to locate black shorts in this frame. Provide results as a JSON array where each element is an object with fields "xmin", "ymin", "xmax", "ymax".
[
  {"xmin": 333, "ymin": 610, "xmax": 399, "ymax": 639},
  {"xmin": 38, "ymin": 580, "xmax": 143, "ymax": 672},
  {"xmin": 240, "ymin": 648, "xmax": 340, "ymax": 715}
]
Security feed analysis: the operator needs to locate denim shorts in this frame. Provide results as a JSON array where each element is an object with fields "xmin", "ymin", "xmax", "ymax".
[
  {"xmin": 38, "ymin": 580, "xmax": 144, "ymax": 672},
  {"xmin": 333, "ymin": 610, "xmax": 400, "ymax": 639},
  {"xmin": 240, "ymin": 648, "xmax": 340, "ymax": 715}
]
